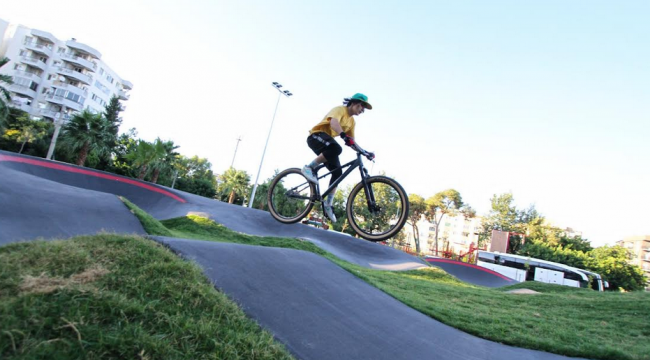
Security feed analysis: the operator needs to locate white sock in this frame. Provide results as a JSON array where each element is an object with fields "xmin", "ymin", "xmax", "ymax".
[{"xmin": 326, "ymin": 193, "xmax": 334, "ymax": 206}]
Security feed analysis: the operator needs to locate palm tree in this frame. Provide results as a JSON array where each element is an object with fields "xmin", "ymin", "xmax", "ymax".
[
  {"xmin": 0, "ymin": 57, "xmax": 14, "ymax": 128},
  {"xmin": 127, "ymin": 140, "xmax": 167, "ymax": 180},
  {"xmin": 219, "ymin": 167, "xmax": 251, "ymax": 204},
  {"xmin": 150, "ymin": 138, "xmax": 180, "ymax": 184},
  {"xmin": 60, "ymin": 109, "xmax": 112, "ymax": 166}
]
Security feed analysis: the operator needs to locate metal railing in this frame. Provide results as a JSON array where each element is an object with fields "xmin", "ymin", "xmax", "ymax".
[
  {"xmin": 59, "ymin": 52, "xmax": 98, "ymax": 70},
  {"xmin": 52, "ymin": 81, "xmax": 89, "ymax": 96},
  {"xmin": 23, "ymin": 39, "xmax": 53, "ymax": 49}
]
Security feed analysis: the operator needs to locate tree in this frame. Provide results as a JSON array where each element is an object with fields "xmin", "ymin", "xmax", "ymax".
[
  {"xmin": 479, "ymin": 192, "xmax": 544, "ymax": 250},
  {"xmin": 103, "ymin": 95, "xmax": 124, "ymax": 137},
  {"xmin": 127, "ymin": 140, "xmax": 166, "ymax": 180},
  {"xmin": 588, "ymin": 246, "xmax": 646, "ymax": 291},
  {"xmin": 407, "ymin": 194, "xmax": 426, "ymax": 254},
  {"xmin": 425, "ymin": 189, "xmax": 465, "ymax": 255},
  {"xmin": 150, "ymin": 138, "xmax": 180, "ymax": 184},
  {"xmin": 109, "ymin": 128, "xmax": 139, "ymax": 177},
  {"xmin": 171, "ymin": 155, "xmax": 218, "ymax": 197},
  {"xmin": 0, "ymin": 57, "xmax": 13, "ymax": 128},
  {"xmin": 1, "ymin": 111, "xmax": 52, "ymax": 155},
  {"xmin": 60, "ymin": 110, "xmax": 112, "ymax": 166},
  {"xmin": 219, "ymin": 167, "xmax": 251, "ymax": 204},
  {"xmin": 0, "ymin": 57, "xmax": 14, "ymax": 129}
]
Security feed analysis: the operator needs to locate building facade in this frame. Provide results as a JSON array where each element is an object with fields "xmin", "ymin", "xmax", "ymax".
[
  {"xmin": 402, "ymin": 212, "xmax": 483, "ymax": 255},
  {"xmin": 617, "ymin": 235, "xmax": 650, "ymax": 290},
  {"xmin": 0, "ymin": 18, "xmax": 132, "ymax": 122}
]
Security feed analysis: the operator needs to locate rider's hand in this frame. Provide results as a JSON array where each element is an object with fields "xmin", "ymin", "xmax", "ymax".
[
  {"xmin": 339, "ymin": 132, "xmax": 355, "ymax": 146},
  {"xmin": 366, "ymin": 152, "xmax": 375, "ymax": 161}
]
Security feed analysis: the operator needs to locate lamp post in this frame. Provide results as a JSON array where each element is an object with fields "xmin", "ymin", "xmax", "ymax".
[
  {"xmin": 231, "ymin": 136, "xmax": 242, "ymax": 168},
  {"xmin": 248, "ymin": 82, "xmax": 293, "ymax": 208},
  {"xmin": 46, "ymin": 110, "xmax": 67, "ymax": 160}
]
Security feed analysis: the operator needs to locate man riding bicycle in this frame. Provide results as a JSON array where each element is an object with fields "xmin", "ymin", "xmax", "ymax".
[{"xmin": 301, "ymin": 93, "xmax": 373, "ymax": 223}]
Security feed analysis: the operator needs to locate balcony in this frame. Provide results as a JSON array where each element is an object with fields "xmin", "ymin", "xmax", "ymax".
[
  {"xmin": 13, "ymin": 70, "xmax": 43, "ymax": 81},
  {"xmin": 55, "ymin": 66, "xmax": 93, "ymax": 85},
  {"xmin": 31, "ymin": 29, "xmax": 58, "ymax": 44},
  {"xmin": 8, "ymin": 84, "xmax": 37, "ymax": 99},
  {"xmin": 53, "ymin": 81, "xmax": 89, "ymax": 97},
  {"xmin": 65, "ymin": 39, "xmax": 102, "ymax": 59},
  {"xmin": 60, "ymin": 53, "xmax": 97, "ymax": 72},
  {"xmin": 20, "ymin": 56, "xmax": 48, "ymax": 71},
  {"xmin": 23, "ymin": 40, "xmax": 53, "ymax": 57},
  {"xmin": 44, "ymin": 93, "xmax": 84, "ymax": 112},
  {"xmin": 122, "ymin": 80, "xmax": 133, "ymax": 90},
  {"xmin": 10, "ymin": 100, "xmax": 33, "ymax": 113},
  {"xmin": 117, "ymin": 89, "xmax": 130, "ymax": 100}
]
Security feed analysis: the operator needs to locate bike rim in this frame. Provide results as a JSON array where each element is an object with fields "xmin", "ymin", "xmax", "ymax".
[
  {"xmin": 348, "ymin": 179, "xmax": 406, "ymax": 239},
  {"xmin": 270, "ymin": 171, "xmax": 314, "ymax": 221}
]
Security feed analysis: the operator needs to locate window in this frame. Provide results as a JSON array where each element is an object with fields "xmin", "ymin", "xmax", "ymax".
[
  {"xmin": 106, "ymin": 74, "xmax": 114, "ymax": 84},
  {"xmin": 99, "ymin": 68, "xmax": 104, "ymax": 75},
  {"xmin": 58, "ymin": 47, "xmax": 65, "ymax": 54}
]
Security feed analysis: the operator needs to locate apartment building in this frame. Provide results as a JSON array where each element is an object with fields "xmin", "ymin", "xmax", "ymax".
[
  {"xmin": 0, "ymin": 18, "xmax": 132, "ymax": 122},
  {"xmin": 402, "ymin": 212, "xmax": 483, "ymax": 255},
  {"xmin": 617, "ymin": 235, "xmax": 650, "ymax": 290}
]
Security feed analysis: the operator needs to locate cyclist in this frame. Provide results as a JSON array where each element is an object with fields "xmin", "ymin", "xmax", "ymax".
[{"xmin": 301, "ymin": 93, "xmax": 373, "ymax": 223}]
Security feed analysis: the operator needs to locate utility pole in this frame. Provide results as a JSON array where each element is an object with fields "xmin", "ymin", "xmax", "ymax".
[{"xmin": 231, "ymin": 136, "xmax": 242, "ymax": 168}]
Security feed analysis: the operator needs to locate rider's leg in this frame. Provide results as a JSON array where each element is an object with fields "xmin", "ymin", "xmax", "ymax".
[{"xmin": 304, "ymin": 133, "xmax": 340, "ymax": 184}]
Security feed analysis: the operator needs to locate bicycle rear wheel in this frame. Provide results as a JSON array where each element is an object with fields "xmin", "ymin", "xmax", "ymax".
[
  {"xmin": 268, "ymin": 168, "xmax": 316, "ymax": 224},
  {"xmin": 346, "ymin": 176, "xmax": 409, "ymax": 241}
]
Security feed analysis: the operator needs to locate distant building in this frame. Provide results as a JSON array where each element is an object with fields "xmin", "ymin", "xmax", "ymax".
[
  {"xmin": 616, "ymin": 235, "xmax": 650, "ymax": 290},
  {"xmin": 0, "ymin": 18, "xmax": 132, "ymax": 122},
  {"xmin": 402, "ymin": 212, "xmax": 482, "ymax": 255}
]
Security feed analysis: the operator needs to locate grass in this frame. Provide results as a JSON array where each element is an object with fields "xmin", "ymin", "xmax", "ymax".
[
  {"xmin": 0, "ymin": 235, "xmax": 294, "ymax": 360},
  {"xmin": 5, "ymin": 199, "xmax": 649, "ymax": 360},
  {"xmin": 157, "ymin": 212, "xmax": 650, "ymax": 360}
]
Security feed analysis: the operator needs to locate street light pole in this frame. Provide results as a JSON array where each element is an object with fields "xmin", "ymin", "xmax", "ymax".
[
  {"xmin": 230, "ymin": 136, "xmax": 242, "ymax": 168},
  {"xmin": 46, "ymin": 110, "xmax": 66, "ymax": 160},
  {"xmin": 248, "ymin": 82, "xmax": 293, "ymax": 208}
]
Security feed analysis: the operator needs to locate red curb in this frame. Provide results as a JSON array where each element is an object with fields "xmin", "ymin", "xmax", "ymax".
[{"xmin": 0, "ymin": 154, "xmax": 187, "ymax": 203}]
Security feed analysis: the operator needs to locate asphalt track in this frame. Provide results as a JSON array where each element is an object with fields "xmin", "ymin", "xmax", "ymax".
[
  {"xmin": 426, "ymin": 258, "xmax": 516, "ymax": 288},
  {"xmin": 0, "ymin": 151, "xmax": 585, "ymax": 360}
]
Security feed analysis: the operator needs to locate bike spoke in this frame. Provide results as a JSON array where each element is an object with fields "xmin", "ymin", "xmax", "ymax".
[
  {"xmin": 350, "ymin": 181, "xmax": 405, "ymax": 237},
  {"xmin": 269, "ymin": 171, "xmax": 314, "ymax": 221}
]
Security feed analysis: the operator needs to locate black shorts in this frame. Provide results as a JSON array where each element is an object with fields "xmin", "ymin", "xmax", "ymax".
[{"xmin": 306, "ymin": 132, "xmax": 342, "ymax": 172}]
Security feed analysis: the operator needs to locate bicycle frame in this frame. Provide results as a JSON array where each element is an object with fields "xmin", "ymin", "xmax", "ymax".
[{"xmin": 312, "ymin": 152, "xmax": 378, "ymax": 212}]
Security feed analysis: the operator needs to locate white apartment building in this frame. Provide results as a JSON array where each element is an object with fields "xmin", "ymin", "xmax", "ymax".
[
  {"xmin": 403, "ymin": 212, "xmax": 483, "ymax": 255},
  {"xmin": 0, "ymin": 19, "xmax": 132, "ymax": 122},
  {"xmin": 617, "ymin": 235, "xmax": 650, "ymax": 290}
]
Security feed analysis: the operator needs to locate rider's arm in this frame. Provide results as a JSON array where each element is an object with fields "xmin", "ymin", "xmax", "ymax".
[{"xmin": 329, "ymin": 118, "xmax": 344, "ymax": 135}]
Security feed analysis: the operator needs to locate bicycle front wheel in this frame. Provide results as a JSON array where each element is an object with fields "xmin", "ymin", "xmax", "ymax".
[
  {"xmin": 346, "ymin": 176, "xmax": 409, "ymax": 241},
  {"xmin": 268, "ymin": 168, "xmax": 316, "ymax": 224}
]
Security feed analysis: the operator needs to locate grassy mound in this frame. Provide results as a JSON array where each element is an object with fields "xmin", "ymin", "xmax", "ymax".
[{"xmin": 0, "ymin": 235, "xmax": 294, "ymax": 360}]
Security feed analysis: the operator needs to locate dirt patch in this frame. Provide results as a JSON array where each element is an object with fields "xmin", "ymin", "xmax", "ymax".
[
  {"xmin": 20, "ymin": 266, "xmax": 110, "ymax": 295},
  {"xmin": 507, "ymin": 288, "xmax": 541, "ymax": 295}
]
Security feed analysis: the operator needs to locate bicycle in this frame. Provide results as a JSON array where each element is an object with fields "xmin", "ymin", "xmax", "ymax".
[{"xmin": 267, "ymin": 143, "xmax": 409, "ymax": 242}]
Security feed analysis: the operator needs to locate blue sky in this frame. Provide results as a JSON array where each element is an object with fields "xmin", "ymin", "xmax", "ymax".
[{"xmin": 3, "ymin": 0, "xmax": 649, "ymax": 246}]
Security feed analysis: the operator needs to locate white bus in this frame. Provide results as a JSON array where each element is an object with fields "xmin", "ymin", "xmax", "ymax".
[{"xmin": 477, "ymin": 251, "xmax": 609, "ymax": 291}]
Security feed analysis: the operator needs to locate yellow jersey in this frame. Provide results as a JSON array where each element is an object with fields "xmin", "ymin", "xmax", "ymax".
[{"xmin": 309, "ymin": 105, "xmax": 356, "ymax": 138}]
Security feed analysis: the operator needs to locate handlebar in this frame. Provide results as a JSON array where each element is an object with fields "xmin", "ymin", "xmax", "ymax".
[{"xmin": 349, "ymin": 143, "xmax": 375, "ymax": 161}]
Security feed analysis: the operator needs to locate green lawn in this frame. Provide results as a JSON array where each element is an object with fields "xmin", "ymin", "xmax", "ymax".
[
  {"xmin": 156, "ymin": 211, "xmax": 650, "ymax": 360},
  {"xmin": 3, "ymin": 198, "xmax": 649, "ymax": 360}
]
